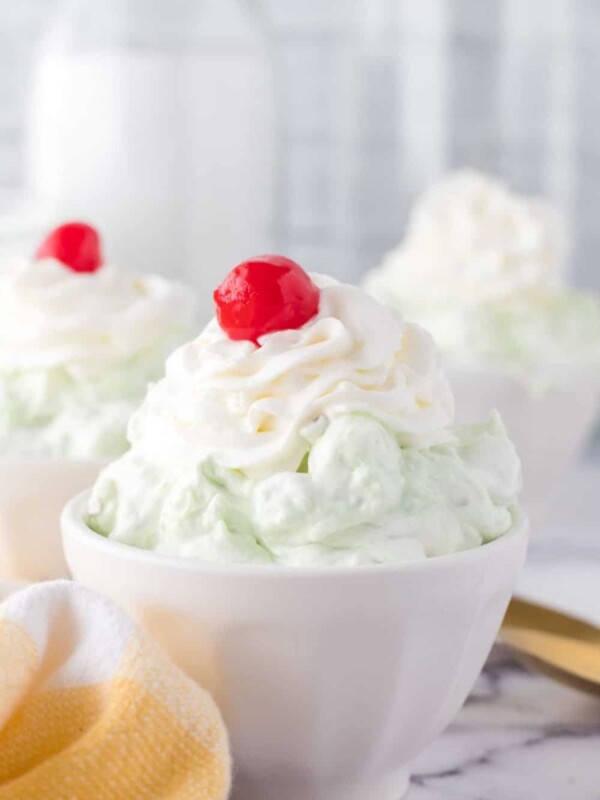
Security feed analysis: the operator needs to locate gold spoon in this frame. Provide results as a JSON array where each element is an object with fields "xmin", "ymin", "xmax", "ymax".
[{"xmin": 499, "ymin": 597, "xmax": 600, "ymax": 696}]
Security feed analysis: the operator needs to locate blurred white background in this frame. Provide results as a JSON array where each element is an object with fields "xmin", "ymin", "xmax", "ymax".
[{"xmin": 1, "ymin": 0, "xmax": 599, "ymax": 293}]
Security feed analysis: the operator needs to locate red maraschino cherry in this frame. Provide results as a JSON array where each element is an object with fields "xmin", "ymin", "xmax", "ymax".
[
  {"xmin": 214, "ymin": 255, "xmax": 320, "ymax": 344},
  {"xmin": 35, "ymin": 222, "xmax": 103, "ymax": 273}
]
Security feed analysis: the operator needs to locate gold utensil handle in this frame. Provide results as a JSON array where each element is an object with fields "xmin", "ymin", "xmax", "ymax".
[{"xmin": 499, "ymin": 597, "xmax": 600, "ymax": 690}]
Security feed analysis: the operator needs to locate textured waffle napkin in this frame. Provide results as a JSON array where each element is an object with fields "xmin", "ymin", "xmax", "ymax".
[{"xmin": 0, "ymin": 580, "xmax": 230, "ymax": 799}]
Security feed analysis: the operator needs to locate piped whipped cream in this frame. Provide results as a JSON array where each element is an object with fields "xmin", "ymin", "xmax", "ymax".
[
  {"xmin": 364, "ymin": 170, "xmax": 600, "ymax": 387},
  {"xmin": 87, "ymin": 274, "xmax": 522, "ymax": 566},
  {"xmin": 366, "ymin": 170, "xmax": 564, "ymax": 311},
  {"xmin": 0, "ymin": 257, "xmax": 195, "ymax": 459},
  {"xmin": 128, "ymin": 276, "xmax": 454, "ymax": 479}
]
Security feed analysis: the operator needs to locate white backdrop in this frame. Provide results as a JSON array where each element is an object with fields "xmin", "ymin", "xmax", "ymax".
[{"xmin": 1, "ymin": 0, "xmax": 599, "ymax": 290}]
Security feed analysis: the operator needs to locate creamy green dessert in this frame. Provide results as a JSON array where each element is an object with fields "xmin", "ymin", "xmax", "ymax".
[
  {"xmin": 467, "ymin": 288, "xmax": 600, "ymax": 380},
  {"xmin": 0, "ymin": 226, "xmax": 195, "ymax": 460},
  {"xmin": 0, "ymin": 342, "xmax": 184, "ymax": 460},
  {"xmin": 364, "ymin": 170, "xmax": 600, "ymax": 391},
  {"xmin": 88, "ymin": 411, "xmax": 519, "ymax": 566},
  {"xmin": 87, "ymin": 259, "xmax": 522, "ymax": 566}
]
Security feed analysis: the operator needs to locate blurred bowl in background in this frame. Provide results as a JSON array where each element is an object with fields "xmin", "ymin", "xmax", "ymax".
[
  {"xmin": 449, "ymin": 364, "xmax": 600, "ymax": 525},
  {"xmin": 0, "ymin": 459, "xmax": 105, "ymax": 581}
]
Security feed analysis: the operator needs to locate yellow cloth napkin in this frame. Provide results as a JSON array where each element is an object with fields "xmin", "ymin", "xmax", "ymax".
[{"xmin": 0, "ymin": 580, "xmax": 231, "ymax": 799}]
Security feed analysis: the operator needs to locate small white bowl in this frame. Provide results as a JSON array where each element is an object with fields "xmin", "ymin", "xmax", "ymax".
[
  {"xmin": 0, "ymin": 460, "xmax": 105, "ymax": 581},
  {"xmin": 62, "ymin": 491, "xmax": 527, "ymax": 800},
  {"xmin": 449, "ymin": 364, "xmax": 600, "ymax": 520}
]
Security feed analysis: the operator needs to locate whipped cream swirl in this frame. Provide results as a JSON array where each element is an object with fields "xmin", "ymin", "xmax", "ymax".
[
  {"xmin": 366, "ymin": 170, "xmax": 564, "ymax": 312},
  {"xmin": 129, "ymin": 276, "xmax": 454, "ymax": 478},
  {"xmin": 0, "ymin": 257, "xmax": 196, "ymax": 460},
  {"xmin": 0, "ymin": 258, "xmax": 194, "ymax": 374},
  {"xmin": 363, "ymin": 171, "xmax": 600, "ymax": 389}
]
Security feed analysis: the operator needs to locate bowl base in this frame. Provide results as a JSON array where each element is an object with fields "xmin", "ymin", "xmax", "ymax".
[{"xmin": 231, "ymin": 768, "xmax": 409, "ymax": 800}]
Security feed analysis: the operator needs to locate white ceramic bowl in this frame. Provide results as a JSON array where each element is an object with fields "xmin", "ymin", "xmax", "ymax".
[
  {"xmin": 63, "ymin": 491, "xmax": 527, "ymax": 800},
  {"xmin": 449, "ymin": 364, "xmax": 600, "ymax": 521},
  {"xmin": 0, "ymin": 460, "xmax": 104, "ymax": 581}
]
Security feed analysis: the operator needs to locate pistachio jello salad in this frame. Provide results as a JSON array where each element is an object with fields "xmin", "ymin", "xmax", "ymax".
[
  {"xmin": 0, "ymin": 221, "xmax": 195, "ymax": 460},
  {"xmin": 85, "ymin": 255, "xmax": 523, "ymax": 567},
  {"xmin": 364, "ymin": 170, "xmax": 600, "ymax": 390}
]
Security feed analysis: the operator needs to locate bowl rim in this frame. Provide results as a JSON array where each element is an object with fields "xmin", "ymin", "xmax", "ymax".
[{"xmin": 62, "ymin": 489, "xmax": 528, "ymax": 580}]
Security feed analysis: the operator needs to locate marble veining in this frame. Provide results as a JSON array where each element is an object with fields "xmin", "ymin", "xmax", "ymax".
[{"xmin": 408, "ymin": 650, "xmax": 600, "ymax": 799}]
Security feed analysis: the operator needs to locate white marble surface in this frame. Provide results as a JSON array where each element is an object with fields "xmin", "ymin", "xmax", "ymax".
[
  {"xmin": 406, "ymin": 461, "xmax": 600, "ymax": 800},
  {"xmin": 409, "ymin": 649, "xmax": 600, "ymax": 800}
]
